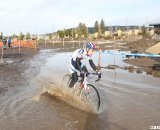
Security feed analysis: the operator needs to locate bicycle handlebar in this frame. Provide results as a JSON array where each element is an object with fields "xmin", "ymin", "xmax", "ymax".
[{"xmin": 86, "ymin": 72, "xmax": 101, "ymax": 82}]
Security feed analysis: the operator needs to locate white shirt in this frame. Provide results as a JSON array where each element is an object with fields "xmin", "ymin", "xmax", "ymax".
[{"xmin": 71, "ymin": 49, "xmax": 91, "ymax": 61}]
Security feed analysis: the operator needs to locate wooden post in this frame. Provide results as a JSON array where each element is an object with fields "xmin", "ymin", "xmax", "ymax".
[
  {"xmin": 97, "ymin": 48, "xmax": 101, "ymax": 71},
  {"xmin": 27, "ymin": 40, "xmax": 29, "ymax": 48},
  {"xmin": 18, "ymin": 40, "xmax": 21, "ymax": 54},
  {"xmin": 114, "ymin": 41, "xmax": 115, "ymax": 64},
  {"xmin": 35, "ymin": 40, "xmax": 37, "ymax": 50},
  {"xmin": 113, "ymin": 40, "xmax": 116, "ymax": 84},
  {"xmin": 37, "ymin": 39, "xmax": 39, "ymax": 46},
  {"xmin": 72, "ymin": 38, "xmax": 74, "ymax": 47},
  {"xmin": 79, "ymin": 38, "xmax": 80, "ymax": 47},
  {"xmin": 45, "ymin": 38, "xmax": 46, "ymax": 46},
  {"xmin": 1, "ymin": 44, "xmax": 4, "ymax": 63},
  {"xmin": 63, "ymin": 38, "xmax": 64, "ymax": 46},
  {"xmin": 52, "ymin": 39, "xmax": 54, "ymax": 46}
]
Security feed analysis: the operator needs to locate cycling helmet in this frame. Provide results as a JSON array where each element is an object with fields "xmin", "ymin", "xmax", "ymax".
[{"xmin": 86, "ymin": 42, "xmax": 97, "ymax": 50}]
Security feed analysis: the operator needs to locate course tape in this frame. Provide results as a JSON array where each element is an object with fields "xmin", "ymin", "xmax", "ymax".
[{"xmin": 104, "ymin": 51, "xmax": 160, "ymax": 57}]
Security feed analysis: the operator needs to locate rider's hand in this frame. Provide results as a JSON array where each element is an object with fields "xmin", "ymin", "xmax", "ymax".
[
  {"xmin": 97, "ymin": 71, "xmax": 101, "ymax": 78},
  {"xmin": 80, "ymin": 71, "xmax": 84, "ymax": 77},
  {"xmin": 96, "ymin": 66, "xmax": 101, "ymax": 71},
  {"xmin": 80, "ymin": 71, "xmax": 90, "ymax": 77}
]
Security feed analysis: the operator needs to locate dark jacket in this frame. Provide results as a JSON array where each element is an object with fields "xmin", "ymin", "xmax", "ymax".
[{"xmin": 2, "ymin": 39, "xmax": 7, "ymax": 45}]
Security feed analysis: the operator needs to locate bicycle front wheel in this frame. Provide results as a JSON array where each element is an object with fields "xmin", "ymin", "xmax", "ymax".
[{"xmin": 80, "ymin": 84, "xmax": 100, "ymax": 111}]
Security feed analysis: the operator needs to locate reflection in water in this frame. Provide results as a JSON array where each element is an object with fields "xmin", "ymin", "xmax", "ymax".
[{"xmin": 128, "ymin": 66, "xmax": 134, "ymax": 73}]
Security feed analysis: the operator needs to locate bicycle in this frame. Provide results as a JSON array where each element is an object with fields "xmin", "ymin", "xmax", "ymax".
[{"xmin": 62, "ymin": 72, "xmax": 101, "ymax": 111}]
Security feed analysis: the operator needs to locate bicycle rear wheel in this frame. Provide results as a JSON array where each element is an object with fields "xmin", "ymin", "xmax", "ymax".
[
  {"xmin": 62, "ymin": 74, "xmax": 71, "ymax": 89},
  {"xmin": 80, "ymin": 84, "xmax": 100, "ymax": 111}
]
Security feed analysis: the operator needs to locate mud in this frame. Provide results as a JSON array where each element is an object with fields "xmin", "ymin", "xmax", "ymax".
[
  {"xmin": 124, "ymin": 57, "xmax": 160, "ymax": 77},
  {"xmin": 121, "ymin": 38, "xmax": 158, "ymax": 52},
  {"xmin": 0, "ymin": 44, "xmax": 160, "ymax": 130},
  {"xmin": 119, "ymin": 38, "xmax": 160, "ymax": 77}
]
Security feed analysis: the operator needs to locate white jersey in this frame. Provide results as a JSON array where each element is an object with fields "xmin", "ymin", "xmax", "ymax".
[
  {"xmin": 71, "ymin": 49, "xmax": 91, "ymax": 61},
  {"xmin": 69, "ymin": 49, "xmax": 91, "ymax": 73}
]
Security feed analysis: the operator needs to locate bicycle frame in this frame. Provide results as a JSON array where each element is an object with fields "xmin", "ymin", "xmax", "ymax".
[
  {"xmin": 81, "ymin": 72, "xmax": 100, "ymax": 92},
  {"xmin": 63, "ymin": 72, "xmax": 101, "ymax": 111},
  {"xmin": 83, "ymin": 73, "xmax": 89, "ymax": 92}
]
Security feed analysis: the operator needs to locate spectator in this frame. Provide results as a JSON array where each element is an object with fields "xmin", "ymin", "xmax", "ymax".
[
  {"xmin": 2, "ymin": 37, "xmax": 7, "ymax": 50},
  {"xmin": 8, "ymin": 37, "xmax": 12, "ymax": 49}
]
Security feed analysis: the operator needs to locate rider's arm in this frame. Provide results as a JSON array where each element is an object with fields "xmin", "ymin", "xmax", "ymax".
[
  {"xmin": 76, "ymin": 57, "xmax": 82, "ymax": 71},
  {"xmin": 89, "ymin": 59, "xmax": 97, "ymax": 71},
  {"xmin": 89, "ymin": 59, "xmax": 101, "ymax": 78},
  {"xmin": 76, "ymin": 57, "xmax": 89, "ymax": 73}
]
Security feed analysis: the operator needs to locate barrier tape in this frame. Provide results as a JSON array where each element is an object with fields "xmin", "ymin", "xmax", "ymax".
[
  {"xmin": 104, "ymin": 51, "xmax": 160, "ymax": 57},
  {"xmin": 0, "ymin": 40, "xmax": 37, "ymax": 49}
]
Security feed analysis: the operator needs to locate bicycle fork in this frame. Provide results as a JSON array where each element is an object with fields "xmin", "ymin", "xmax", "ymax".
[{"xmin": 83, "ymin": 76, "xmax": 90, "ymax": 93}]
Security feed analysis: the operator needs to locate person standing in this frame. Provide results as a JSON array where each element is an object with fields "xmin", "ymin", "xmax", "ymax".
[
  {"xmin": 2, "ymin": 37, "xmax": 7, "ymax": 50},
  {"xmin": 8, "ymin": 37, "xmax": 11, "ymax": 49}
]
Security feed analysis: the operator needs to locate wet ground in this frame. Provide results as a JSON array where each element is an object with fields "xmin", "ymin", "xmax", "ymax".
[{"xmin": 0, "ymin": 46, "xmax": 160, "ymax": 130}]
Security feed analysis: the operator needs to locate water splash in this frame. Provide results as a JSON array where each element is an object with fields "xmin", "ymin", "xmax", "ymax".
[{"xmin": 40, "ymin": 81, "xmax": 95, "ymax": 113}]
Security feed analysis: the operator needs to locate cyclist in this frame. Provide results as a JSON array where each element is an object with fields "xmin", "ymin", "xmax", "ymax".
[{"xmin": 69, "ymin": 42, "xmax": 101, "ymax": 88}]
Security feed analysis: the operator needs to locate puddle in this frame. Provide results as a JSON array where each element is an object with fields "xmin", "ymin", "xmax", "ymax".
[{"xmin": 0, "ymin": 48, "xmax": 160, "ymax": 130}]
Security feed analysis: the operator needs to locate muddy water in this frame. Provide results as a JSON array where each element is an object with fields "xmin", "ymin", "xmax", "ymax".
[{"xmin": 0, "ymin": 49, "xmax": 160, "ymax": 130}]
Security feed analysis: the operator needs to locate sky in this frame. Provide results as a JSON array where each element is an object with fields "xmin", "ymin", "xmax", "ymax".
[{"xmin": 0, "ymin": 0, "xmax": 160, "ymax": 35}]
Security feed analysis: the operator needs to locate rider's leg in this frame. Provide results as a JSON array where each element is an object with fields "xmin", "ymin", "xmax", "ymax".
[
  {"xmin": 69, "ymin": 72, "xmax": 78, "ymax": 88},
  {"xmin": 80, "ymin": 66, "xmax": 88, "ymax": 84},
  {"xmin": 69, "ymin": 58, "xmax": 78, "ymax": 88}
]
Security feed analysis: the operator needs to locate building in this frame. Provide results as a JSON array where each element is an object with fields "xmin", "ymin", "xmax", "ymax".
[
  {"xmin": 37, "ymin": 35, "xmax": 49, "ymax": 40},
  {"xmin": 149, "ymin": 23, "xmax": 160, "ymax": 35},
  {"xmin": 149, "ymin": 23, "xmax": 160, "ymax": 29}
]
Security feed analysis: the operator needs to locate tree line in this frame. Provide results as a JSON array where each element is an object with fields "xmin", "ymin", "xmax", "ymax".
[
  {"xmin": 0, "ymin": 19, "xmax": 152, "ymax": 40},
  {"xmin": 0, "ymin": 32, "xmax": 32, "ymax": 40},
  {"xmin": 57, "ymin": 19, "xmax": 106, "ymax": 38}
]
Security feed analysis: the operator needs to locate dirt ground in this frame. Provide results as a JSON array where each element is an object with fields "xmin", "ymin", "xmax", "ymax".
[
  {"xmin": 0, "ymin": 44, "xmax": 81, "ymax": 91},
  {"xmin": 124, "ymin": 57, "xmax": 160, "ymax": 75},
  {"xmin": 121, "ymin": 38, "xmax": 160, "ymax": 77},
  {"xmin": 0, "ymin": 48, "xmax": 38, "ymax": 91},
  {"xmin": 146, "ymin": 42, "xmax": 160, "ymax": 54},
  {"xmin": 121, "ymin": 38, "xmax": 158, "ymax": 53},
  {"xmin": 0, "ymin": 48, "xmax": 37, "ymax": 59}
]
